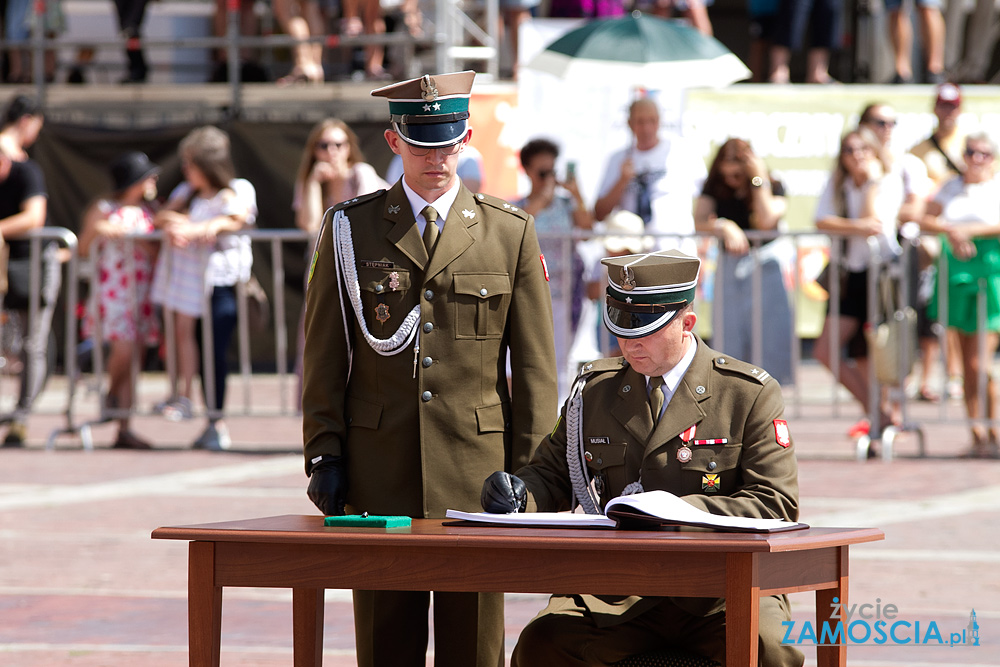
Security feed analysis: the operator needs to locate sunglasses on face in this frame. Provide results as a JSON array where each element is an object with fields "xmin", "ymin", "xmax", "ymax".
[
  {"xmin": 965, "ymin": 148, "xmax": 994, "ymax": 160},
  {"xmin": 404, "ymin": 141, "xmax": 464, "ymax": 157},
  {"xmin": 867, "ymin": 118, "xmax": 897, "ymax": 129},
  {"xmin": 316, "ymin": 140, "xmax": 347, "ymax": 151},
  {"xmin": 842, "ymin": 145, "xmax": 870, "ymax": 157}
]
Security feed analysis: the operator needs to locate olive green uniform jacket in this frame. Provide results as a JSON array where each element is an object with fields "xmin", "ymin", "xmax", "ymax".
[
  {"xmin": 302, "ymin": 181, "xmax": 559, "ymax": 518},
  {"xmin": 517, "ymin": 337, "xmax": 799, "ymax": 623}
]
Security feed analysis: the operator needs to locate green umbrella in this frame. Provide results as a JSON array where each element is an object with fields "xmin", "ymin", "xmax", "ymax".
[{"xmin": 527, "ymin": 12, "xmax": 750, "ymax": 89}]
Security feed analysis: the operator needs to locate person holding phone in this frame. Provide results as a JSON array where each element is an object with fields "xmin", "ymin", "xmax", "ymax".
[
  {"xmin": 594, "ymin": 98, "xmax": 706, "ymax": 254},
  {"xmin": 516, "ymin": 138, "xmax": 593, "ymax": 396}
]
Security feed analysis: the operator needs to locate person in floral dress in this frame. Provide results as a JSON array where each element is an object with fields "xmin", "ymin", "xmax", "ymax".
[{"xmin": 79, "ymin": 152, "xmax": 161, "ymax": 449}]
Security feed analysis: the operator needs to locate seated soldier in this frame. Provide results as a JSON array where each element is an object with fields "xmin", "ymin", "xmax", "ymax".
[{"xmin": 481, "ymin": 250, "xmax": 804, "ymax": 667}]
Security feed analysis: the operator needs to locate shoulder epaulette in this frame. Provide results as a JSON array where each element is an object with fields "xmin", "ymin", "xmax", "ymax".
[
  {"xmin": 472, "ymin": 192, "xmax": 530, "ymax": 220},
  {"xmin": 577, "ymin": 356, "xmax": 627, "ymax": 376},
  {"xmin": 332, "ymin": 189, "xmax": 385, "ymax": 212},
  {"xmin": 712, "ymin": 354, "xmax": 772, "ymax": 385}
]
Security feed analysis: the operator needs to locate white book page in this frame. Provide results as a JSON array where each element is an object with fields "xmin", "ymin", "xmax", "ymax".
[
  {"xmin": 445, "ymin": 509, "xmax": 615, "ymax": 528},
  {"xmin": 605, "ymin": 491, "xmax": 800, "ymax": 531}
]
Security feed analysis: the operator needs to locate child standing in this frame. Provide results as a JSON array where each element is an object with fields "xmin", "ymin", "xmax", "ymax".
[
  {"xmin": 151, "ymin": 127, "xmax": 250, "ymax": 430},
  {"xmin": 79, "ymin": 152, "xmax": 161, "ymax": 449}
]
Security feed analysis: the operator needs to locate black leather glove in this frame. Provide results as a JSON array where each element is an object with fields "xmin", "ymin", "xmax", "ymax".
[
  {"xmin": 481, "ymin": 471, "xmax": 527, "ymax": 513},
  {"xmin": 307, "ymin": 456, "xmax": 348, "ymax": 516}
]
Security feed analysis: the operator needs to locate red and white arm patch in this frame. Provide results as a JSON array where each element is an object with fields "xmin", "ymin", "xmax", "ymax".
[
  {"xmin": 540, "ymin": 254, "xmax": 549, "ymax": 282},
  {"xmin": 773, "ymin": 419, "xmax": 791, "ymax": 448}
]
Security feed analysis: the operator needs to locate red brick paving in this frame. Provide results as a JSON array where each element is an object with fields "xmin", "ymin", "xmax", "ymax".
[{"xmin": 1, "ymin": 369, "xmax": 997, "ymax": 666}]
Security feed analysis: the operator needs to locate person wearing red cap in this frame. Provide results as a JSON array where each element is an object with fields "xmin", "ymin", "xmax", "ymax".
[{"xmin": 911, "ymin": 83, "xmax": 965, "ymax": 188}]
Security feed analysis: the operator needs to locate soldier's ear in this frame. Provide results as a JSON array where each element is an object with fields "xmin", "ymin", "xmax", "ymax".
[
  {"xmin": 385, "ymin": 130, "xmax": 402, "ymax": 155},
  {"xmin": 681, "ymin": 310, "xmax": 697, "ymax": 334}
]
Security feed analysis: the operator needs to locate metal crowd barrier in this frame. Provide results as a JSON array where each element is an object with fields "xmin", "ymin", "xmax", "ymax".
[
  {"xmin": 2, "ymin": 223, "xmax": 992, "ymax": 457},
  {"xmin": 541, "ymin": 227, "xmax": 997, "ymax": 462},
  {"xmin": 47, "ymin": 228, "xmax": 311, "ymax": 450},
  {"xmin": 0, "ymin": 227, "xmax": 80, "ymax": 438},
  {"xmin": 8, "ymin": 0, "xmax": 500, "ymax": 114}
]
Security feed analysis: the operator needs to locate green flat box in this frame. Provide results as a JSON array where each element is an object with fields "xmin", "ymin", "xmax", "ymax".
[{"xmin": 324, "ymin": 515, "xmax": 412, "ymax": 528}]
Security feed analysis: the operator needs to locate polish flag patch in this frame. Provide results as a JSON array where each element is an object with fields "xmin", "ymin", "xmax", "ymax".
[
  {"xmin": 540, "ymin": 254, "xmax": 549, "ymax": 281},
  {"xmin": 773, "ymin": 419, "xmax": 791, "ymax": 448}
]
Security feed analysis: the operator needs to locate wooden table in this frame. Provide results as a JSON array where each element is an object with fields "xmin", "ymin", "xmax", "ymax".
[{"xmin": 152, "ymin": 516, "xmax": 883, "ymax": 667}]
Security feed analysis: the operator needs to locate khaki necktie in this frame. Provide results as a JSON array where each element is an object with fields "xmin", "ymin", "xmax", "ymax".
[
  {"xmin": 648, "ymin": 376, "xmax": 665, "ymax": 423},
  {"xmin": 421, "ymin": 206, "xmax": 440, "ymax": 258}
]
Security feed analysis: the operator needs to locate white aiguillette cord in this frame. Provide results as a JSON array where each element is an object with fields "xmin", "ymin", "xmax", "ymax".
[
  {"xmin": 566, "ymin": 375, "xmax": 601, "ymax": 515},
  {"xmin": 331, "ymin": 209, "xmax": 422, "ymax": 380}
]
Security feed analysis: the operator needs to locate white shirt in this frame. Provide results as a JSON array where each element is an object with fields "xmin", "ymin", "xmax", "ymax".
[
  {"xmin": 648, "ymin": 335, "xmax": 698, "ymax": 420},
  {"xmin": 401, "ymin": 177, "xmax": 460, "ymax": 234},
  {"xmin": 597, "ymin": 134, "xmax": 706, "ymax": 256}
]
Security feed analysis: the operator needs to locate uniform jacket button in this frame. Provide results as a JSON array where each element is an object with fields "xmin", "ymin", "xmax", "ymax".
[
  {"xmin": 423, "ymin": 322, "xmax": 434, "ymax": 333},
  {"xmin": 422, "ymin": 356, "xmax": 433, "ymax": 368},
  {"xmin": 424, "ymin": 289, "xmax": 433, "ymax": 300},
  {"xmin": 708, "ymin": 461, "xmax": 717, "ymax": 471},
  {"xmin": 480, "ymin": 288, "xmax": 488, "ymax": 296},
  {"xmin": 421, "ymin": 391, "xmax": 432, "ymax": 402},
  {"xmin": 375, "ymin": 284, "xmax": 384, "ymax": 293}
]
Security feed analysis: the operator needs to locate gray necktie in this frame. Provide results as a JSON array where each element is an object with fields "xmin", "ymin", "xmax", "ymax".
[
  {"xmin": 421, "ymin": 206, "xmax": 440, "ymax": 258},
  {"xmin": 648, "ymin": 376, "xmax": 665, "ymax": 423}
]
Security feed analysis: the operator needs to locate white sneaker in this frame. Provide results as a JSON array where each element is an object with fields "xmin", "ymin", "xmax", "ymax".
[{"xmin": 192, "ymin": 422, "xmax": 231, "ymax": 451}]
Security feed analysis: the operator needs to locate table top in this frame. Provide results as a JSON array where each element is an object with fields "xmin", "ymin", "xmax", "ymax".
[{"xmin": 152, "ymin": 515, "xmax": 884, "ymax": 554}]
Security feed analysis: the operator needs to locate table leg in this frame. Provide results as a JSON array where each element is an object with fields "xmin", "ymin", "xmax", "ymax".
[
  {"xmin": 189, "ymin": 541, "xmax": 222, "ymax": 667},
  {"xmin": 293, "ymin": 588, "xmax": 325, "ymax": 667},
  {"xmin": 815, "ymin": 546, "xmax": 848, "ymax": 667},
  {"xmin": 725, "ymin": 552, "xmax": 759, "ymax": 666}
]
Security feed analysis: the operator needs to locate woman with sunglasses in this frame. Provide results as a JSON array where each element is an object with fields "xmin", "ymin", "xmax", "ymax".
[
  {"xmin": 921, "ymin": 133, "xmax": 1000, "ymax": 458},
  {"xmin": 813, "ymin": 129, "xmax": 903, "ymax": 439},
  {"xmin": 293, "ymin": 118, "xmax": 387, "ymax": 236},
  {"xmin": 292, "ymin": 119, "xmax": 387, "ymax": 406},
  {"xmin": 695, "ymin": 138, "xmax": 792, "ymax": 383}
]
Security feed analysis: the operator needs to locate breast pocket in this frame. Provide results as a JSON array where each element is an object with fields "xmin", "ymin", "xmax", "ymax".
[
  {"xmin": 358, "ymin": 267, "xmax": 412, "ymax": 336},
  {"xmin": 453, "ymin": 273, "xmax": 511, "ymax": 340},
  {"xmin": 585, "ymin": 442, "xmax": 627, "ymax": 500},
  {"xmin": 680, "ymin": 443, "xmax": 742, "ymax": 495}
]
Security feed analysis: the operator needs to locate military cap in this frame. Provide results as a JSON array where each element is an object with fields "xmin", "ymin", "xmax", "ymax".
[
  {"xmin": 371, "ymin": 70, "xmax": 475, "ymax": 148},
  {"xmin": 601, "ymin": 250, "xmax": 701, "ymax": 339}
]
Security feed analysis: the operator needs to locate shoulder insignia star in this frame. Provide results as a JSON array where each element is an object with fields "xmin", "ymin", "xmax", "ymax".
[
  {"xmin": 751, "ymin": 368, "xmax": 759, "ymax": 375},
  {"xmin": 625, "ymin": 297, "xmax": 632, "ymax": 303},
  {"xmin": 388, "ymin": 204, "xmax": 400, "ymax": 214},
  {"xmin": 462, "ymin": 209, "xmax": 475, "ymax": 218},
  {"xmin": 503, "ymin": 203, "xmax": 511, "ymax": 209},
  {"xmin": 433, "ymin": 102, "xmax": 441, "ymax": 110},
  {"xmin": 423, "ymin": 104, "xmax": 432, "ymax": 112}
]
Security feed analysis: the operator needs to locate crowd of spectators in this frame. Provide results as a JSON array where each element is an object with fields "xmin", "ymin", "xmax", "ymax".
[{"xmin": 2, "ymin": 79, "xmax": 999, "ymax": 459}]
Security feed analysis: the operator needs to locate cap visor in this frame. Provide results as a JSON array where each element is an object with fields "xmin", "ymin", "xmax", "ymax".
[
  {"xmin": 603, "ymin": 304, "xmax": 681, "ymax": 339},
  {"xmin": 396, "ymin": 120, "xmax": 468, "ymax": 147}
]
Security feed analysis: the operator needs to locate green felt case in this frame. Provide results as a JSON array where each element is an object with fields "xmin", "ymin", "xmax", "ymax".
[{"xmin": 324, "ymin": 515, "xmax": 412, "ymax": 528}]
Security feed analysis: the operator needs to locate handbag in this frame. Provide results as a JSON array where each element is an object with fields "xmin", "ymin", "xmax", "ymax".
[{"xmin": 864, "ymin": 273, "xmax": 917, "ymax": 386}]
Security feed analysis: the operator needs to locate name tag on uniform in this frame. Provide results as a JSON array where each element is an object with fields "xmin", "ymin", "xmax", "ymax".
[
  {"xmin": 360, "ymin": 260, "xmax": 394, "ymax": 269},
  {"xmin": 588, "ymin": 436, "xmax": 610, "ymax": 445}
]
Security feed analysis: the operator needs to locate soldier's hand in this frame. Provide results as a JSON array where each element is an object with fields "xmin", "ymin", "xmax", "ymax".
[
  {"xmin": 307, "ymin": 457, "xmax": 348, "ymax": 516},
  {"xmin": 481, "ymin": 471, "xmax": 527, "ymax": 513}
]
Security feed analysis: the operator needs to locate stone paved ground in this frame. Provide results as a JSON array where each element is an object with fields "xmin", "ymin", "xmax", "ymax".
[{"xmin": 0, "ymin": 365, "xmax": 996, "ymax": 666}]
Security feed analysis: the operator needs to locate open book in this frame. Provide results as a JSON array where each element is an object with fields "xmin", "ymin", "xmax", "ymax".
[{"xmin": 445, "ymin": 490, "xmax": 807, "ymax": 533}]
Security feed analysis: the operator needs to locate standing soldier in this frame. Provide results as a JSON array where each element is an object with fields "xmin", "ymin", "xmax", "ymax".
[{"xmin": 301, "ymin": 70, "xmax": 559, "ymax": 667}]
